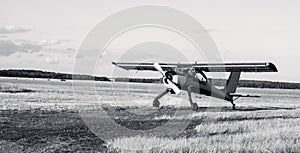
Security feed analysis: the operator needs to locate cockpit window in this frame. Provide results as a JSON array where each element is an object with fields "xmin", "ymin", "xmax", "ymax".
[
  {"xmin": 175, "ymin": 67, "xmax": 207, "ymax": 83},
  {"xmin": 175, "ymin": 67, "xmax": 191, "ymax": 75},
  {"xmin": 196, "ymin": 73, "xmax": 207, "ymax": 82}
]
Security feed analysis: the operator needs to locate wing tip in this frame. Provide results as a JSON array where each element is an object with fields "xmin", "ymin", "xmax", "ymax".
[
  {"xmin": 112, "ymin": 61, "xmax": 118, "ymax": 66},
  {"xmin": 111, "ymin": 61, "xmax": 131, "ymax": 71},
  {"xmin": 267, "ymin": 62, "xmax": 278, "ymax": 72}
]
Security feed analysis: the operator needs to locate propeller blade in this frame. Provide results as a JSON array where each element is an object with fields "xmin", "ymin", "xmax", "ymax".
[
  {"xmin": 167, "ymin": 79, "xmax": 181, "ymax": 95},
  {"xmin": 153, "ymin": 62, "xmax": 165, "ymax": 76}
]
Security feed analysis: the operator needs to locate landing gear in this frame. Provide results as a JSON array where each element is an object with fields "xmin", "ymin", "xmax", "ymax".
[
  {"xmin": 230, "ymin": 100, "xmax": 236, "ymax": 110},
  {"xmin": 188, "ymin": 85, "xmax": 198, "ymax": 111},
  {"xmin": 192, "ymin": 103, "xmax": 198, "ymax": 111},
  {"xmin": 153, "ymin": 99, "xmax": 160, "ymax": 107},
  {"xmin": 153, "ymin": 89, "xmax": 170, "ymax": 108}
]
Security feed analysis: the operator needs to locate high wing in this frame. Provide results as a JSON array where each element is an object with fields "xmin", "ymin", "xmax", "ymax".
[
  {"xmin": 112, "ymin": 62, "xmax": 176, "ymax": 71},
  {"xmin": 112, "ymin": 62, "xmax": 278, "ymax": 72},
  {"xmin": 192, "ymin": 62, "xmax": 278, "ymax": 72}
]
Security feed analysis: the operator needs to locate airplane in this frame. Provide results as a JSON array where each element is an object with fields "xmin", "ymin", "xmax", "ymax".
[{"xmin": 112, "ymin": 61, "xmax": 278, "ymax": 111}]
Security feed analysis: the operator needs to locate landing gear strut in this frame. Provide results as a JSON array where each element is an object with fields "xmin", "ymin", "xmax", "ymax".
[
  {"xmin": 188, "ymin": 85, "xmax": 198, "ymax": 111},
  {"xmin": 153, "ymin": 89, "xmax": 170, "ymax": 107},
  {"xmin": 230, "ymin": 100, "xmax": 236, "ymax": 110}
]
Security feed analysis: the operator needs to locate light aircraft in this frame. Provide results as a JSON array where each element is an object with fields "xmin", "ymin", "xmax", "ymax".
[{"xmin": 112, "ymin": 62, "xmax": 278, "ymax": 111}]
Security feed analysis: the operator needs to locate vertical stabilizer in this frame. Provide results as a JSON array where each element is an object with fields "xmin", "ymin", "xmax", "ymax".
[{"xmin": 225, "ymin": 72, "xmax": 241, "ymax": 94}]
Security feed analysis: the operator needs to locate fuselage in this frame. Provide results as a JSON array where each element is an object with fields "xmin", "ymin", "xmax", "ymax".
[{"xmin": 175, "ymin": 74, "xmax": 233, "ymax": 102}]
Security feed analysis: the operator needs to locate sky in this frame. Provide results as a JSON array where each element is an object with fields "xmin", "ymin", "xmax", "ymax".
[{"xmin": 0, "ymin": 0, "xmax": 300, "ymax": 82}]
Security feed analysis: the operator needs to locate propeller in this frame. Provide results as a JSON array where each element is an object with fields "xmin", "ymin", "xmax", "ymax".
[
  {"xmin": 166, "ymin": 79, "xmax": 181, "ymax": 94},
  {"xmin": 153, "ymin": 62, "xmax": 164, "ymax": 76},
  {"xmin": 153, "ymin": 62, "xmax": 181, "ymax": 94}
]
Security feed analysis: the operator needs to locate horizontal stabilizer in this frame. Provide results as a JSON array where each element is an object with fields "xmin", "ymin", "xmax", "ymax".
[{"xmin": 230, "ymin": 93, "xmax": 260, "ymax": 98}]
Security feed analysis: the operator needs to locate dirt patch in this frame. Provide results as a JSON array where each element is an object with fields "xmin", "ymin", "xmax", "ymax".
[
  {"xmin": 0, "ymin": 109, "xmax": 106, "ymax": 152},
  {"xmin": 103, "ymin": 105, "xmax": 176, "ymax": 130},
  {"xmin": 0, "ymin": 88, "xmax": 35, "ymax": 93}
]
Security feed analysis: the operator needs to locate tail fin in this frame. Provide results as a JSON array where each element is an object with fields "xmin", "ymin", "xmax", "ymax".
[{"xmin": 224, "ymin": 72, "xmax": 241, "ymax": 94}]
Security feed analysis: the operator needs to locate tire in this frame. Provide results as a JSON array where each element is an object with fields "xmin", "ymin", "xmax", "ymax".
[
  {"xmin": 153, "ymin": 99, "xmax": 160, "ymax": 107},
  {"xmin": 192, "ymin": 103, "xmax": 198, "ymax": 111}
]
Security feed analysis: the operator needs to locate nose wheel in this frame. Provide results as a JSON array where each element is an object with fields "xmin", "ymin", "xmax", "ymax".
[
  {"xmin": 153, "ymin": 89, "xmax": 170, "ymax": 108},
  {"xmin": 153, "ymin": 99, "xmax": 160, "ymax": 107}
]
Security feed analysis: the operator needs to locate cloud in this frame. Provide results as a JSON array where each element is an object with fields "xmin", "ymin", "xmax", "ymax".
[
  {"xmin": 15, "ymin": 39, "xmax": 72, "ymax": 46},
  {"xmin": 37, "ymin": 53, "xmax": 44, "ymax": 57},
  {"xmin": 66, "ymin": 47, "xmax": 76, "ymax": 52},
  {"xmin": 0, "ymin": 40, "xmax": 41, "ymax": 56},
  {"xmin": 0, "ymin": 39, "xmax": 75, "ymax": 56},
  {"xmin": 45, "ymin": 57, "xmax": 59, "ymax": 64},
  {"xmin": 38, "ymin": 40, "xmax": 72, "ymax": 46},
  {"xmin": 0, "ymin": 25, "xmax": 33, "ymax": 34}
]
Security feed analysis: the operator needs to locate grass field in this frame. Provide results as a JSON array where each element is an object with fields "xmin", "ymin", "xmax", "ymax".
[
  {"xmin": 0, "ymin": 78, "xmax": 300, "ymax": 152},
  {"xmin": 107, "ymin": 109, "xmax": 300, "ymax": 152}
]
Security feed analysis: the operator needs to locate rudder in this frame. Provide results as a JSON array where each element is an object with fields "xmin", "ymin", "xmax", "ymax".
[{"xmin": 225, "ymin": 72, "xmax": 241, "ymax": 94}]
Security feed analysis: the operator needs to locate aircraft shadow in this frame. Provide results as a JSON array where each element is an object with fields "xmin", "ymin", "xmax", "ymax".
[
  {"xmin": 195, "ymin": 106, "xmax": 296, "ymax": 112},
  {"xmin": 154, "ymin": 105, "xmax": 297, "ymax": 112},
  {"xmin": 105, "ymin": 104, "xmax": 297, "ymax": 113}
]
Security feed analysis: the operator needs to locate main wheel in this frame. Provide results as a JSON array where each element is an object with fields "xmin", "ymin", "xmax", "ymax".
[
  {"xmin": 192, "ymin": 103, "xmax": 198, "ymax": 111},
  {"xmin": 153, "ymin": 99, "xmax": 160, "ymax": 107}
]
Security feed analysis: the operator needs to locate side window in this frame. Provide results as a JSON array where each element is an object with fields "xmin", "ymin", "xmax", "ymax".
[{"xmin": 196, "ymin": 73, "xmax": 207, "ymax": 82}]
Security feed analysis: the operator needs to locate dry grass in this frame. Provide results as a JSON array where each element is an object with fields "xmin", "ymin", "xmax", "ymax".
[
  {"xmin": 0, "ymin": 83, "xmax": 34, "ymax": 93},
  {"xmin": 107, "ymin": 109, "xmax": 300, "ymax": 153},
  {"xmin": 1, "ymin": 78, "xmax": 300, "ymax": 152}
]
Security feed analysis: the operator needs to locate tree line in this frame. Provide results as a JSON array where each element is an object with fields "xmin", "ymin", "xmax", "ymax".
[
  {"xmin": 0, "ymin": 69, "xmax": 110, "ymax": 81},
  {"xmin": 1, "ymin": 69, "xmax": 299, "ymax": 90}
]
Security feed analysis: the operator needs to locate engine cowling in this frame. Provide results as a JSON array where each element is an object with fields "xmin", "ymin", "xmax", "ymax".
[
  {"xmin": 153, "ymin": 62, "xmax": 181, "ymax": 94},
  {"xmin": 162, "ymin": 71, "xmax": 179, "ymax": 89}
]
